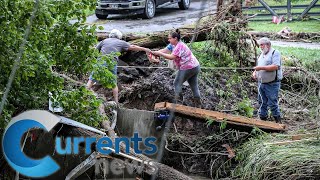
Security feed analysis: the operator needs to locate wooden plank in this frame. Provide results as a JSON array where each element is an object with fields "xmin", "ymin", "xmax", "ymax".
[
  {"xmin": 154, "ymin": 102, "xmax": 287, "ymax": 131},
  {"xmin": 154, "ymin": 102, "xmax": 167, "ymax": 110}
]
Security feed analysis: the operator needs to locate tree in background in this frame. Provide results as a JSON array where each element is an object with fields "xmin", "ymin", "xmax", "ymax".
[{"xmin": 0, "ymin": 0, "xmax": 114, "ymax": 128}]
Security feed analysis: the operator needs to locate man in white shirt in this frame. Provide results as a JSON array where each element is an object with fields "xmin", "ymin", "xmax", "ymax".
[{"xmin": 252, "ymin": 37, "xmax": 282, "ymax": 123}]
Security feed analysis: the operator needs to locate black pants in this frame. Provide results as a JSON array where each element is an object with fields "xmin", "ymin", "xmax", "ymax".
[{"xmin": 174, "ymin": 66, "xmax": 200, "ymax": 98}]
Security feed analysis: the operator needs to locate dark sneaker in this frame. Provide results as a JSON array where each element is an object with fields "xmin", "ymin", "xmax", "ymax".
[
  {"xmin": 259, "ymin": 116, "xmax": 268, "ymax": 120},
  {"xmin": 192, "ymin": 98, "xmax": 202, "ymax": 108},
  {"xmin": 174, "ymin": 94, "xmax": 184, "ymax": 105},
  {"xmin": 274, "ymin": 116, "xmax": 282, "ymax": 123}
]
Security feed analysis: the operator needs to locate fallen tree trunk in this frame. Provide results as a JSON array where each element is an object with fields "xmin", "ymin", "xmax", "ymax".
[
  {"xmin": 96, "ymin": 29, "xmax": 320, "ymax": 49},
  {"xmin": 94, "ymin": 0, "xmax": 319, "ymax": 49},
  {"xmin": 96, "ymin": 27, "xmax": 209, "ymax": 48}
]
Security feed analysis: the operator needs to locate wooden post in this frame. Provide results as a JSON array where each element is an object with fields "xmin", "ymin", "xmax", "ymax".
[
  {"xmin": 300, "ymin": 0, "xmax": 319, "ymax": 18},
  {"xmin": 287, "ymin": 0, "xmax": 292, "ymax": 21},
  {"xmin": 217, "ymin": 0, "xmax": 224, "ymax": 12},
  {"xmin": 258, "ymin": 0, "xmax": 278, "ymax": 16}
]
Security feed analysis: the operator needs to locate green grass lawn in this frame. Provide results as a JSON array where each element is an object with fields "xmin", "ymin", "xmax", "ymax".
[
  {"xmin": 243, "ymin": 0, "xmax": 320, "ymax": 15},
  {"xmin": 244, "ymin": 0, "xmax": 320, "ymax": 32},
  {"xmin": 273, "ymin": 45, "xmax": 320, "ymax": 71},
  {"xmin": 248, "ymin": 20, "xmax": 320, "ymax": 32}
]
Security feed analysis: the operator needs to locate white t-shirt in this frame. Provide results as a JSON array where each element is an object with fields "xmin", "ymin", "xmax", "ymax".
[{"xmin": 257, "ymin": 48, "xmax": 283, "ymax": 83}]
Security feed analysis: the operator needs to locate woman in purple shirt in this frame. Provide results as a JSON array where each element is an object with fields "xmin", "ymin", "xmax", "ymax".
[{"xmin": 152, "ymin": 29, "xmax": 201, "ymax": 108}]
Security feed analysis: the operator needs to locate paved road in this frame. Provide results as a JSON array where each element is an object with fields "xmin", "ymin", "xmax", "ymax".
[{"xmin": 81, "ymin": 0, "xmax": 215, "ymax": 33}]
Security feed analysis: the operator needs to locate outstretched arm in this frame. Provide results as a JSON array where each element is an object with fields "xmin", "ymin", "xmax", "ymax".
[
  {"xmin": 159, "ymin": 48, "xmax": 171, "ymax": 54},
  {"xmin": 152, "ymin": 50, "xmax": 176, "ymax": 60},
  {"xmin": 254, "ymin": 65, "xmax": 279, "ymax": 71},
  {"xmin": 128, "ymin": 45, "xmax": 151, "ymax": 53}
]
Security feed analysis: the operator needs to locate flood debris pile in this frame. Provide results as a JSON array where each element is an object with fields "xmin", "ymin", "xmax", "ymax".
[
  {"xmin": 119, "ymin": 68, "xmax": 175, "ymax": 110},
  {"xmin": 279, "ymin": 69, "xmax": 320, "ymax": 131},
  {"xmin": 198, "ymin": 0, "xmax": 257, "ymax": 67}
]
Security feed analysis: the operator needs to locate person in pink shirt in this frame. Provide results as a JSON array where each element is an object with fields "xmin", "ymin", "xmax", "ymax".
[{"xmin": 152, "ymin": 29, "xmax": 201, "ymax": 107}]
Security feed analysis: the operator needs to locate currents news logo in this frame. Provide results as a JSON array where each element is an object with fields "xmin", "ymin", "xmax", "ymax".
[{"xmin": 2, "ymin": 110, "xmax": 158, "ymax": 178}]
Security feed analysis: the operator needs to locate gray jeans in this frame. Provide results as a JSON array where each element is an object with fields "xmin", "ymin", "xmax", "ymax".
[{"xmin": 174, "ymin": 65, "xmax": 200, "ymax": 98}]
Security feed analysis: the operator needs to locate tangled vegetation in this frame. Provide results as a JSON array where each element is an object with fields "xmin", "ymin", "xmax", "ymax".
[
  {"xmin": 163, "ymin": 127, "xmax": 253, "ymax": 178},
  {"xmin": 232, "ymin": 132, "xmax": 320, "ymax": 179},
  {"xmin": 208, "ymin": 0, "xmax": 255, "ymax": 67}
]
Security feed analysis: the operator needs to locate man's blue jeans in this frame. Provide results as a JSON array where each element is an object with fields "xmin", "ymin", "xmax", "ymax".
[{"xmin": 258, "ymin": 81, "xmax": 281, "ymax": 118}]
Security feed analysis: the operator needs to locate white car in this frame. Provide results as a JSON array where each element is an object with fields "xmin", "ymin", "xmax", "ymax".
[{"xmin": 95, "ymin": 0, "xmax": 191, "ymax": 19}]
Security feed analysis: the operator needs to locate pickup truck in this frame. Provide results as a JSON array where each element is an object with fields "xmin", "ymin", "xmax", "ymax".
[{"xmin": 95, "ymin": 0, "xmax": 190, "ymax": 19}]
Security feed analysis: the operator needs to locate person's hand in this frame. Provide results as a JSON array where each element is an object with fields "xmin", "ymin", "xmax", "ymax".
[
  {"xmin": 144, "ymin": 48, "xmax": 151, "ymax": 54},
  {"xmin": 252, "ymin": 70, "xmax": 257, "ymax": 80},
  {"xmin": 147, "ymin": 51, "xmax": 160, "ymax": 64},
  {"xmin": 254, "ymin": 66, "xmax": 262, "ymax": 71},
  {"xmin": 151, "ymin": 51, "xmax": 162, "ymax": 56}
]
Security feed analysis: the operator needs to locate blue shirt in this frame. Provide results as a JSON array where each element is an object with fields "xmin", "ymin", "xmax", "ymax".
[{"xmin": 166, "ymin": 44, "xmax": 174, "ymax": 51}]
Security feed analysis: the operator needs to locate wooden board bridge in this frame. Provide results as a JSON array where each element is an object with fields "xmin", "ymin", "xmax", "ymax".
[{"xmin": 154, "ymin": 102, "xmax": 287, "ymax": 131}]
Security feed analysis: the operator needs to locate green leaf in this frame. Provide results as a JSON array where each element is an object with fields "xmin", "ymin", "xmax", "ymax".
[{"xmin": 98, "ymin": 26, "xmax": 104, "ymax": 30}]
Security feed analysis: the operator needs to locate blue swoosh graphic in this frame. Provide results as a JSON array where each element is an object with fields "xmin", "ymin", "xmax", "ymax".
[{"xmin": 2, "ymin": 119, "xmax": 60, "ymax": 177}]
